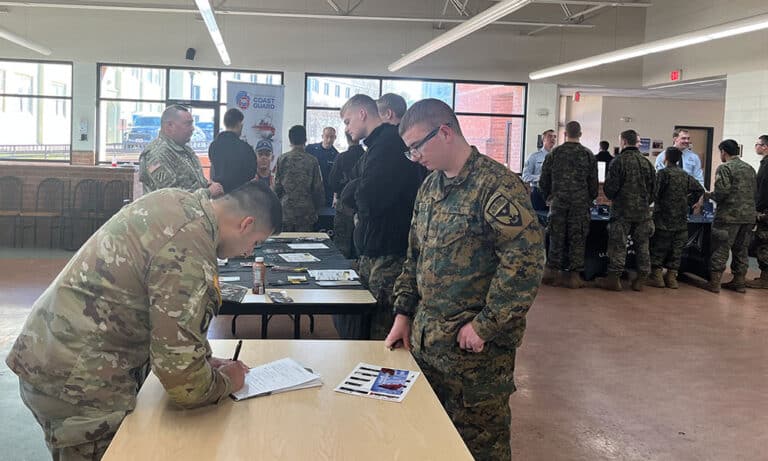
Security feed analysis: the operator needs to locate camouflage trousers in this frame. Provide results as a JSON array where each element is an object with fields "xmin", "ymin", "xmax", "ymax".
[
  {"xmin": 756, "ymin": 221, "xmax": 768, "ymax": 271},
  {"xmin": 281, "ymin": 217, "xmax": 317, "ymax": 233},
  {"xmin": 710, "ymin": 222, "xmax": 751, "ymax": 274},
  {"xmin": 607, "ymin": 219, "xmax": 653, "ymax": 275},
  {"xmin": 18, "ymin": 380, "xmax": 127, "ymax": 461},
  {"xmin": 414, "ymin": 342, "xmax": 516, "ymax": 461},
  {"xmin": 332, "ymin": 255, "xmax": 404, "ymax": 339},
  {"xmin": 650, "ymin": 228, "xmax": 688, "ymax": 270},
  {"xmin": 332, "ymin": 205, "xmax": 356, "ymax": 259},
  {"xmin": 547, "ymin": 207, "xmax": 590, "ymax": 271}
]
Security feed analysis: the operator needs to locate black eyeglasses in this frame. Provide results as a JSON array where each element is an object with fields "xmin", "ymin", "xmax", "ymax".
[{"xmin": 404, "ymin": 123, "xmax": 450, "ymax": 161}]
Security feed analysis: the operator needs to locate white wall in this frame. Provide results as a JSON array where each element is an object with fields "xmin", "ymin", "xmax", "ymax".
[
  {"xmin": 722, "ymin": 70, "xmax": 768, "ymax": 171},
  {"xmin": 524, "ymin": 83, "xmax": 558, "ymax": 156},
  {"xmin": 565, "ymin": 94, "xmax": 603, "ymax": 153}
]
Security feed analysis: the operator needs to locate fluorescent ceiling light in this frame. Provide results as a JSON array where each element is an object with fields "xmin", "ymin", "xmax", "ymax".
[
  {"xmin": 530, "ymin": 13, "xmax": 768, "ymax": 80},
  {"xmin": 388, "ymin": 0, "xmax": 532, "ymax": 72},
  {"xmin": 0, "ymin": 25, "xmax": 51, "ymax": 55},
  {"xmin": 194, "ymin": 0, "xmax": 231, "ymax": 66}
]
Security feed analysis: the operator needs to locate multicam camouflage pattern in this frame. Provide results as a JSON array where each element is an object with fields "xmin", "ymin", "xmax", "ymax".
[
  {"xmin": 650, "ymin": 229, "xmax": 688, "ymax": 270},
  {"xmin": 274, "ymin": 147, "xmax": 324, "ymax": 231},
  {"xmin": 139, "ymin": 133, "xmax": 208, "ymax": 193},
  {"xmin": 393, "ymin": 147, "xmax": 544, "ymax": 461},
  {"xmin": 711, "ymin": 223, "xmax": 752, "ymax": 274},
  {"xmin": 539, "ymin": 141, "xmax": 598, "ymax": 272},
  {"xmin": 604, "ymin": 147, "xmax": 656, "ymax": 222},
  {"xmin": 6, "ymin": 189, "xmax": 230, "ymax": 451},
  {"xmin": 711, "ymin": 157, "xmax": 757, "ymax": 225}
]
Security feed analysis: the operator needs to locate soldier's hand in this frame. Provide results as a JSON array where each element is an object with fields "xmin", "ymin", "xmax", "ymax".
[
  {"xmin": 385, "ymin": 315, "xmax": 412, "ymax": 351},
  {"xmin": 457, "ymin": 323, "xmax": 485, "ymax": 353},
  {"xmin": 219, "ymin": 361, "xmax": 249, "ymax": 392},
  {"xmin": 208, "ymin": 182, "xmax": 225, "ymax": 197}
]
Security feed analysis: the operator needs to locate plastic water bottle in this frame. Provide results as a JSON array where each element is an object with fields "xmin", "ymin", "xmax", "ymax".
[{"xmin": 252, "ymin": 257, "xmax": 266, "ymax": 294}]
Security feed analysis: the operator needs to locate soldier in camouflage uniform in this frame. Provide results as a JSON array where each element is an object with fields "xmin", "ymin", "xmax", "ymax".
[
  {"xmin": 539, "ymin": 121, "xmax": 598, "ymax": 289},
  {"xmin": 648, "ymin": 147, "xmax": 705, "ymax": 289},
  {"xmin": 138, "ymin": 105, "xmax": 223, "ymax": 197},
  {"xmin": 328, "ymin": 132, "xmax": 364, "ymax": 259},
  {"xmin": 703, "ymin": 139, "xmax": 757, "ymax": 293},
  {"xmin": 385, "ymin": 99, "xmax": 544, "ymax": 461},
  {"xmin": 5, "ymin": 182, "xmax": 282, "ymax": 460},
  {"xmin": 274, "ymin": 125, "xmax": 325, "ymax": 232},
  {"xmin": 598, "ymin": 129, "xmax": 656, "ymax": 291},
  {"xmin": 746, "ymin": 135, "xmax": 768, "ymax": 289}
]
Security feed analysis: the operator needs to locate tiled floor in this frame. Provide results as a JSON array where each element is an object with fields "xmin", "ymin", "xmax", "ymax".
[{"xmin": 1, "ymin": 250, "xmax": 766, "ymax": 460}]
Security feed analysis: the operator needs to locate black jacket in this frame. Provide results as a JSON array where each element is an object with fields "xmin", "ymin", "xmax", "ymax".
[
  {"xmin": 329, "ymin": 144, "xmax": 364, "ymax": 197},
  {"xmin": 757, "ymin": 155, "xmax": 768, "ymax": 212},
  {"xmin": 352, "ymin": 123, "xmax": 424, "ymax": 258},
  {"xmin": 208, "ymin": 131, "xmax": 257, "ymax": 193}
]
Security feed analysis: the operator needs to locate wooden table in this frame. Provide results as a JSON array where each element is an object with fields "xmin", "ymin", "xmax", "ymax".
[
  {"xmin": 103, "ymin": 340, "xmax": 473, "ymax": 461},
  {"xmin": 219, "ymin": 232, "xmax": 377, "ymax": 339}
]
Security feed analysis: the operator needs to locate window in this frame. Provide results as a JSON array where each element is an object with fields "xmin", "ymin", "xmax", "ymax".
[
  {"xmin": 311, "ymin": 79, "xmax": 319, "ymax": 92},
  {"xmin": 334, "ymin": 85, "xmax": 340, "ymax": 97},
  {"xmin": 97, "ymin": 64, "xmax": 281, "ymax": 172},
  {"xmin": 304, "ymin": 74, "xmax": 526, "ymax": 170},
  {"xmin": 323, "ymin": 82, "xmax": 329, "ymax": 95},
  {"xmin": 0, "ymin": 60, "xmax": 72, "ymax": 161}
]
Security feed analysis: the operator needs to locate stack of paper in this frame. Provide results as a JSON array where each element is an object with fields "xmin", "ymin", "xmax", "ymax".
[
  {"xmin": 334, "ymin": 363, "xmax": 420, "ymax": 403},
  {"xmin": 231, "ymin": 358, "xmax": 322, "ymax": 401},
  {"xmin": 308, "ymin": 269, "xmax": 360, "ymax": 281}
]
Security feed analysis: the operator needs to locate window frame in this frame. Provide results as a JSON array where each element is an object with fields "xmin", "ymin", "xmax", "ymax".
[
  {"xmin": 303, "ymin": 72, "xmax": 528, "ymax": 171},
  {"xmin": 0, "ymin": 58, "xmax": 74, "ymax": 163}
]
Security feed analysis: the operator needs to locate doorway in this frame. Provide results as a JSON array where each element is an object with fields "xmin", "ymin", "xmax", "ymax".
[{"xmin": 675, "ymin": 125, "xmax": 714, "ymax": 189}]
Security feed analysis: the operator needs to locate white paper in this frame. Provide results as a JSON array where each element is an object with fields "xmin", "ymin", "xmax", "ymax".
[
  {"xmin": 241, "ymin": 293, "xmax": 269, "ymax": 303},
  {"xmin": 334, "ymin": 362, "xmax": 420, "ymax": 403},
  {"xmin": 598, "ymin": 162, "xmax": 607, "ymax": 183},
  {"xmin": 287, "ymin": 243, "xmax": 329, "ymax": 250},
  {"xmin": 279, "ymin": 253, "xmax": 320, "ymax": 263},
  {"xmin": 232, "ymin": 358, "xmax": 322, "ymax": 401},
  {"xmin": 308, "ymin": 269, "xmax": 359, "ymax": 281},
  {"xmin": 219, "ymin": 276, "xmax": 240, "ymax": 282}
]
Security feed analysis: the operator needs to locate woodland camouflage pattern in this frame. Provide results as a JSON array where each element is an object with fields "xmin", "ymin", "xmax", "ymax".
[
  {"xmin": 393, "ymin": 147, "xmax": 544, "ymax": 460},
  {"xmin": 6, "ymin": 189, "xmax": 230, "ymax": 455},
  {"xmin": 139, "ymin": 133, "xmax": 208, "ymax": 193},
  {"xmin": 274, "ymin": 147, "xmax": 324, "ymax": 231}
]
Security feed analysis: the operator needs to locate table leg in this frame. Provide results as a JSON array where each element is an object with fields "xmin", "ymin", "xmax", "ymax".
[
  {"xmin": 230, "ymin": 315, "xmax": 239, "ymax": 336},
  {"xmin": 261, "ymin": 314, "xmax": 269, "ymax": 339},
  {"xmin": 293, "ymin": 315, "xmax": 301, "ymax": 339}
]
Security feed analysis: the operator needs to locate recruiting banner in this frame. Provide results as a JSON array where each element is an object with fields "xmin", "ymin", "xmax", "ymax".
[{"xmin": 226, "ymin": 81, "xmax": 284, "ymax": 163}]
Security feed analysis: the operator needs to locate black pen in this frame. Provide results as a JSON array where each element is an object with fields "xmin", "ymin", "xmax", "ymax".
[{"xmin": 232, "ymin": 340, "xmax": 243, "ymax": 361}]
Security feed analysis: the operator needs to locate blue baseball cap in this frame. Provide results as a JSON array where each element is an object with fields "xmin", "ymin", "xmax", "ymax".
[{"xmin": 255, "ymin": 139, "xmax": 273, "ymax": 153}]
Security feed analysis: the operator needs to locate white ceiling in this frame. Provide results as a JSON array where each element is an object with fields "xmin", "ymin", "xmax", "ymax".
[{"xmin": 560, "ymin": 78, "xmax": 727, "ymax": 101}]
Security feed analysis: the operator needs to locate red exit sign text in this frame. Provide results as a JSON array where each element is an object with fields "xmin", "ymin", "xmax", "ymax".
[{"xmin": 670, "ymin": 69, "xmax": 682, "ymax": 81}]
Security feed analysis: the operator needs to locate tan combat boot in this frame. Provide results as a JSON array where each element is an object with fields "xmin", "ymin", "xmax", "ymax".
[
  {"xmin": 596, "ymin": 273, "xmax": 622, "ymax": 291},
  {"xmin": 745, "ymin": 271, "xmax": 768, "ymax": 289},
  {"xmin": 542, "ymin": 266, "xmax": 558, "ymax": 286},
  {"xmin": 631, "ymin": 273, "xmax": 647, "ymax": 291},
  {"xmin": 664, "ymin": 270, "xmax": 679, "ymax": 289},
  {"xmin": 721, "ymin": 273, "xmax": 747, "ymax": 293},
  {"xmin": 565, "ymin": 271, "xmax": 585, "ymax": 289},
  {"xmin": 705, "ymin": 271, "xmax": 723, "ymax": 293},
  {"xmin": 646, "ymin": 268, "xmax": 666, "ymax": 288}
]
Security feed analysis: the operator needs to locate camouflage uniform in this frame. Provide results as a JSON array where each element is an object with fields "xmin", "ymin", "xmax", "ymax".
[
  {"xmin": 6, "ymin": 189, "xmax": 231, "ymax": 460},
  {"xmin": 604, "ymin": 147, "xmax": 656, "ymax": 275},
  {"xmin": 139, "ymin": 133, "xmax": 208, "ymax": 194},
  {"xmin": 709, "ymin": 157, "xmax": 756, "ymax": 274},
  {"xmin": 539, "ymin": 142, "xmax": 598, "ymax": 272},
  {"xmin": 650, "ymin": 166, "xmax": 705, "ymax": 270},
  {"xmin": 754, "ymin": 155, "xmax": 768, "ymax": 272},
  {"xmin": 273, "ymin": 147, "xmax": 325, "ymax": 232},
  {"xmin": 393, "ymin": 147, "xmax": 544, "ymax": 461}
]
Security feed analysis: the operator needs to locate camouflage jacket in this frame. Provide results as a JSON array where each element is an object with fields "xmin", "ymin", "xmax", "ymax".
[
  {"xmin": 604, "ymin": 147, "xmax": 656, "ymax": 221},
  {"xmin": 711, "ymin": 157, "xmax": 757, "ymax": 224},
  {"xmin": 273, "ymin": 147, "xmax": 324, "ymax": 224},
  {"xmin": 6, "ymin": 189, "xmax": 230, "ymax": 412},
  {"xmin": 393, "ymin": 147, "xmax": 544, "ymax": 352},
  {"xmin": 539, "ymin": 141, "xmax": 598, "ymax": 210},
  {"xmin": 139, "ymin": 133, "xmax": 208, "ymax": 194},
  {"xmin": 653, "ymin": 166, "xmax": 705, "ymax": 231}
]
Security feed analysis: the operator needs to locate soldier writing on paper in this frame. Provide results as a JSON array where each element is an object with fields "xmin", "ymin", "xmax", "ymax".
[{"xmin": 6, "ymin": 181, "xmax": 281, "ymax": 460}]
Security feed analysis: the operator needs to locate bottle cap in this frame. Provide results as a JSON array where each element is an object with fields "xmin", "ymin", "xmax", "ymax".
[{"xmin": 254, "ymin": 257, "xmax": 264, "ymax": 263}]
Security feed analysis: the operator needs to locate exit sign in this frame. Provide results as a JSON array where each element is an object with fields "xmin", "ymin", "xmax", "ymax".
[{"xmin": 670, "ymin": 69, "xmax": 682, "ymax": 81}]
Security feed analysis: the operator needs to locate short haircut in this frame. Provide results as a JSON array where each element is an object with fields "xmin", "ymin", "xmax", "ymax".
[
  {"xmin": 223, "ymin": 108, "xmax": 244, "ymax": 129},
  {"xmin": 673, "ymin": 128, "xmax": 689, "ymax": 139},
  {"xmin": 399, "ymin": 98, "xmax": 463, "ymax": 137},
  {"xmin": 340, "ymin": 94, "xmax": 379, "ymax": 119},
  {"xmin": 542, "ymin": 129, "xmax": 555, "ymax": 136},
  {"xmin": 599, "ymin": 141, "xmax": 609, "ymax": 150},
  {"xmin": 161, "ymin": 104, "xmax": 188, "ymax": 125},
  {"xmin": 621, "ymin": 129, "xmax": 639, "ymax": 145},
  {"xmin": 665, "ymin": 146, "xmax": 683, "ymax": 165},
  {"xmin": 565, "ymin": 121, "xmax": 581, "ymax": 138},
  {"xmin": 323, "ymin": 126, "xmax": 336, "ymax": 135},
  {"xmin": 759, "ymin": 134, "xmax": 768, "ymax": 145},
  {"xmin": 718, "ymin": 139, "xmax": 740, "ymax": 156},
  {"xmin": 219, "ymin": 180, "xmax": 282, "ymax": 234},
  {"xmin": 288, "ymin": 125, "xmax": 307, "ymax": 145},
  {"xmin": 377, "ymin": 93, "xmax": 407, "ymax": 119}
]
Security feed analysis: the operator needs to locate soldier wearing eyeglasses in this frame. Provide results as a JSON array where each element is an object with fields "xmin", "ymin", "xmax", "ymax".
[{"xmin": 385, "ymin": 98, "xmax": 544, "ymax": 461}]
